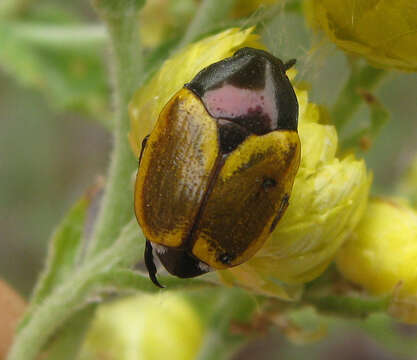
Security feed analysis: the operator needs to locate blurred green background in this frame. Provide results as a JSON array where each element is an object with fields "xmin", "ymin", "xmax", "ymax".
[{"xmin": 1, "ymin": 0, "xmax": 417, "ymax": 359}]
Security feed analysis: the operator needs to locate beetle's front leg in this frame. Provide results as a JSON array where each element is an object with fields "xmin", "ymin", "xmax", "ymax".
[{"xmin": 144, "ymin": 239, "xmax": 164, "ymax": 288}]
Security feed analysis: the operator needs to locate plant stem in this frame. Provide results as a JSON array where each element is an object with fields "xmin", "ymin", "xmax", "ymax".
[
  {"xmin": 85, "ymin": 5, "xmax": 145, "ymax": 258},
  {"xmin": 340, "ymin": 94, "xmax": 390, "ymax": 151},
  {"xmin": 331, "ymin": 65, "xmax": 386, "ymax": 132},
  {"xmin": 303, "ymin": 293, "xmax": 390, "ymax": 318},
  {"xmin": 7, "ymin": 221, "xmax": 144, "ymax": 360},
  {"xmin": 197, "ymin": 289, "xmax": 257, "ymax": 360},
  {"xmin": 178, "ymin": 0, "xmax": 237, "ymax": 48}
]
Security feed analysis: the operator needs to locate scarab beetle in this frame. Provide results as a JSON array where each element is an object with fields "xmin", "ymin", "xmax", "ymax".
[{"xmin": 134, "ymin": 47, "xmax": 301, "ymax": 287}]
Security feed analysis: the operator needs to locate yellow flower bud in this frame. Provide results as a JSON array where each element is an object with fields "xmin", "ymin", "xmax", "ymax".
[
  {"xmin": 304, "ymin": 0, "xmax": 417, "ymax": 71},
  {"xmin": 336, "ymin": 198, "xmax": 417, "ymax": 323},
  {"xmin": 218, "ymin": 89, "xmax": 371, "ymax": 300},
  {"xmin": 80, "ymin": 293, "xmax": 203, "ymax": 360}
]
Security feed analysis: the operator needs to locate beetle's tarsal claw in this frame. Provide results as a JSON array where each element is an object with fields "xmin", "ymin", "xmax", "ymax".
[
  {"xmin": 150, "ymin": 272, "xmax": 164, "ymax": 289},
  {"xmin": 145, "ymin": 240, "xmax": 164, "ymax": 288},
  {"xmin": 283, "ymin": 59, "xmax": 296, "ymax": 71}
]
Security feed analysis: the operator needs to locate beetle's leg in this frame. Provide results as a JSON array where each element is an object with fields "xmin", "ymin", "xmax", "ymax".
[
  {"xmin": 144, "ymin": 239, "xmax": 164, "ymax": 288},
  {"xmin": 138, "ymin": 134, "xmax": 150, "ymax": 167},
  {"xmin": 283, "ymin": 59, "xmax": 296, "ymax": 71}
]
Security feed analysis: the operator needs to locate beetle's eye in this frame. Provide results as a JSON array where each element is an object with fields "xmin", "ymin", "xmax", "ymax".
[{"xmin": 218, "ymin": 253, "xmax": 233, "ymax": 265}]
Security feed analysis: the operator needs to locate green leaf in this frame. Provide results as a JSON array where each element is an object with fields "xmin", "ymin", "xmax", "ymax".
[
  {"xmin": 17, "ymin": 192, "xmax": 92, "ymax": 332},
  {"xmin": 0, "ymin": 21, "xmax": 111, "ymax": 126},
  {"xmin": 9, "ymin": 221, "xmax": 145, "ymax": 360},
  {"xmin": 41, "ymin": 305, "xmax": 97, "ymax": 360},
  {"xmin": 30, "ymin": 189, "xmax": 95, "ymax": 307},
  {"xmin": 92, "ymin": 268, "xmax": 212, "ymax": 295}
]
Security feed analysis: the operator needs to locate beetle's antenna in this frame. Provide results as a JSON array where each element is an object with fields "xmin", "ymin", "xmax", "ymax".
[
  {"xmin": 144, "ymin": 240, "xmax": 164, "ymax": 288},
  {"xmin": 283, "ymin": 59, "xmax": 296, "ymax": 71}
]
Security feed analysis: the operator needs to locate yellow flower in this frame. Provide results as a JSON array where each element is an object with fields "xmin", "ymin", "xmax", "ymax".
[
  {"xmin": 80, "ymin": 293, "xmax": 203, "ymax": 360},
  {"xmin": 129, "ymin": 28, "xmax": 371, "ymax": 301},
  {"xmin": 336, "ymin": 198, "xmax": 417, "ymax": 323},
  {"xmin": 304, "ymin": 0, "xmax": 417, "ymax": 71},
  {"xmin": 219, "ymin": 87, "xmax": 371, "ymax": 300}
]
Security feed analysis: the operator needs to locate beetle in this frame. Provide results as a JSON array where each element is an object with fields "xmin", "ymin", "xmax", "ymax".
[{"xmin": 134, "ymin": 47, "xmax": 301, "ymax": 287}]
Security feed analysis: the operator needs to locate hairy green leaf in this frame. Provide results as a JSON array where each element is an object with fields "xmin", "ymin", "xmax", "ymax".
[
  {"xmin": 92, "ymin": 268, "xmax": 211, "ymax": 295},
  {"xmin": 41, "ymin": 305, "xmax": 97, "ymax": 360},
  {"xmin": 29, "ymin": 193, "xmax": 91, "ymax": 306}
]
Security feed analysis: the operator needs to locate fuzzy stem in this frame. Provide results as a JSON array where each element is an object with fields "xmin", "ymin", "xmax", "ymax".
[
  {"xmin": 304, "ymin": 293, "xmax": 390, "ymax": 318},
  {"xmin": 7, "ymin": 221, "xmax": 144, "ymax": 360},
  {"xmin": 197, "ymin": 290, "xmax": 257, "ymax": 360},
  {"xmin": 85, "ymin": 4, "xmax": 144, "ymax": 258},
  {"xmin": 178, "ymin": 0, "xmax": 237, "ymax": 48}
]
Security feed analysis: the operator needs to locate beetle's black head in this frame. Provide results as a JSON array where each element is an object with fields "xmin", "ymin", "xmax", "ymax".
[
  {"xmin": 144, "ymin": 240, "xmax": 211, "ymax": 287},
  {"xmin": 185, "ymin": 47, "xmax": 298, "ymax": 134}
]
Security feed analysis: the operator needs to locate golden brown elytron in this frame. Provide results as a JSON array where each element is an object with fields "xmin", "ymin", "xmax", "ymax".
[{"xmin": 134, "ymin": 48, "xmax": 301, "ymax": 287}]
